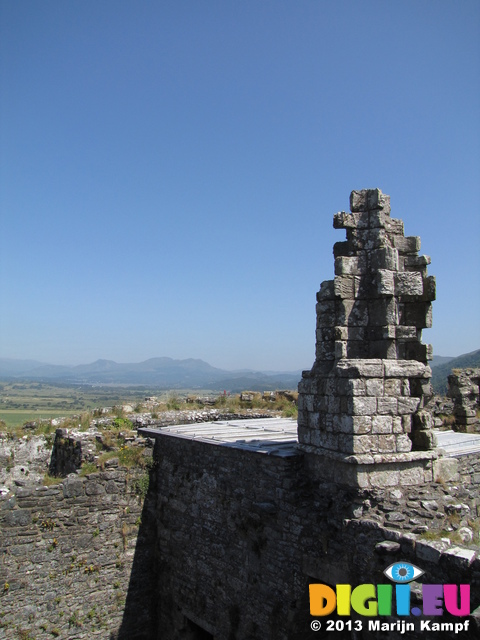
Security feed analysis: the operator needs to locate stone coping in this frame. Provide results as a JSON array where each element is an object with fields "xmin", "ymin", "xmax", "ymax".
[{"xmin": 298, "ymin": 443, "xmax": 437, "ymax": 465}]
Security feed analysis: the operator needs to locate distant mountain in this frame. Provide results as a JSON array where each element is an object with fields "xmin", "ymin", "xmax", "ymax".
[
  {"xmin": 431, "ymin": 349, "xmax": 480, "ymax": 394},
  {"xmin": 0, "ymin": 357, "xmax": 302, "ymax": 391},
  {"xmin": 0, "ymin": 358, "xmax": 49, "ymax": 376},
  {"xmin": 430, "ymin": 355, "xmax": 455, "ymax": 368}
]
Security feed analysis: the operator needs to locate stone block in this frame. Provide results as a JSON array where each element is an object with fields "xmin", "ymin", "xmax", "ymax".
[
  {"xmin": 416, "ymin": 540, "xmax": 449, "ymax": 564},
  {"xmin": 348, "ymin": 396, "xmax": 377, "ymax": 416},
  {"xmin": 402, "ymin": 342, "xmax": 429, "ymax": 363},
  {"xmin": 410, "ymin": 429, "xmax": 437, "ymax": 450},
  {"xmin": 442, "ymin": 546, "xmax": 476, "ymax": 568},
  {"xmin": 377, "ymin": 397, "xmax": 397, "ymax": 415},
  {"xmin": 349, "ymin": 189, "xmax": 369, "ymax": 212},
  {"xmin": 63, "ymin": 477, "xmax": 85, "ymax": 498},
  {"xmin": 412, "ymin": 409, "xmax": 433, "ymax": 431},
  {"xmin": 369, "ymin": 247, "xmax": 399, "ymax": 271},
  {"xmin": 316, "ymin": 326, "xmax": 335, "ymax": 342},
  {"xmin": 433, "ymin": 458, "xmax": 459, "ymax": 483},
  {"xmin": 395, "ymin": 272, "xmax": 424, "ymax": 297},
  {"xmin": 85, "ymin": 481, "xmax": 106, "ymax": 496},
  {"xmin": 401, "ymin": 301, "xmax": 432, "ymax": 328},
  {"xmin": 352, "ymin": 416, "xmax": 372, "ymax": 434},
  {"xmin": 369, "ymin": 468, "xmax": 401, "ymax": 488},
  {"xmin": 384, "ymin": 217, "xmax": 404, "ymax": 235},
  {"xmin": 333, "ymin": 211, "xmax": 358, "ymax": 229},
  {"xmin": 370, "ymin": 340, "xmax": 397, "ymax": 359},
  {"xmin": 347, "ymin": 326, "xmax": 366, "ymax": 341},
  {"xmin": 422, "ymin": 275, "xmax": 436, "ymax": 301},
  {"xmin": 397, "ymin": 397, "xmax": 421, "ymax": 415},
  {"xmin": 368, "ymin": 298, "xmax": 397, "ymax": 326},
  {"xmin": 334, "ymin": 326, "xmax": 348, "ymax": 340},
  {"xmin": 312, "ymin": 431, "xmax": 338, "ymax": 451},
  {"xmin": 396, "ymin": 326, "xmax": 418, "ymax": 340},
  {"xmin": 350, "ymin": 188, "xmax": 389, "ymax": 212},
  {"xmin": 402, "ymin": 415, "xmax": 412, "ymax": 433},
  {"xmin": 395, "ymin": 435, "xmax": 412, "ymax": 452},
  {"xmin": 315, "ymin": 341, "xmax": 335, "ymax": 360},
  {"xmin": 341, "ymin": 434, "xmax": 378, "ymax": 454},
  {"xmin": 334, "ymin": 255, "xmax": 367, "ymax": 276},
  {"xmin": 335, "ymin": 359, "xmax": 384, "ymax": 378},
  {"xmin": 376, "ymin": 269, "xmax": 395, "ymax": 296},
  {"xmin": 328, "ymin": 396, "xmax": 341, "ymax": 414},
  {"xmin": 333, "ymin": 415, "xmax": 353, "ymax": 433},
  {"xmin": 393, "ymin": 235, "xmax": 421, "ymax": 254},
  {"xmin": 392, "ymin": 417, "xmax": 403, "ymax": 433},
  {"xmin": 346, "ymin": 341, "xmax": 370, "ymax": 358},
  {"xmin": 369, "ymin": 210, "xmax": 393, "ymax": 229},
  {"xmin": 366, "ymin": 378, "xmax": 384, "ymax": 396},
  {"xmin": 334, "ymin": 275, "xmax": 355, "ymax": 299},
  {"xmin": 4, "ymin": 509, "xmax": 31, "ymax": 527},
  {"xmin": 365, "ymin": 325, "xmax": 396, "ymax": 340},
  {"xmin": 348, "ymin": 228, "xmax": 390, "ymax": 251},
  {"xmin": 404, "ymin": 255, "xmax": 431, "ymax": 269},
  {"xmin": 337, "ymin": 378, "xmax": 366, "ymax": 396},
  {"xmin": 336, "ymin": 299, "xmax": 369, "ymax": 326},
  {"xmin": 333, "ymin": 241, "xmax": 351, "ymax": 257},
  {"xmin": 384, "ymin": 360, "xmax": 427, "ymax": 378},
  {"xmin": 372, "ymin": 416, "xmax": 393, "ymax": 434},
  {"xmin": 316, "ymin": 280, "xmax": 335, "ymax": 301},
  {"xmin": 308, "ymin": 412, "xmax": 320, "ymax": 429},
  {"xmin": 384, "ymin": 378, "xmax": 402, "ymax": 396},
  {"xmin": 368, "ymin": 189, "xmax": 390, "ymax": 212}
]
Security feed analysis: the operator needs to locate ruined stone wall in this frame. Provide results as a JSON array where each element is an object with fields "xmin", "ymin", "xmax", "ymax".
[
  {"xmin": 0, "ymin": 461, "xmax": 156, "ymax": 640},
  {"xmin": 448, "ymin": 369, "xmax": 480, "ymax": 432},
  {"xmin": 149, "ymin": 435, "xmax": 480, "ymax": 640}
]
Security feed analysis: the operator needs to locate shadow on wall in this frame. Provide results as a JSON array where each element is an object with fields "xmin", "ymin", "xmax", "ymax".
[{"xmin": 116, "ymin": 459, "xmax": 158, "ymax": 640}]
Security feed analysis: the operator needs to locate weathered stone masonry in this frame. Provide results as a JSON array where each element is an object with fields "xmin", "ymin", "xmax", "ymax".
[
  {"xmin": 138, "ymin": 190, "xmax": 480, "ymax": 639},
  {"xmin": 2, "ymin": 189, "xmax": 479, "ymax": 640},
  {"xmin": 0, "ymin": 458, "xmax": 156, "ymax": 640},
  {"xmin": 448, "ymin": 369, "xmax": 480, "ymax": 432},
  {"xmin": 298, "ymin": 189, "xmax": 438, "ymax": 489},
  {"xmin": 145, "ymin": 427, "xmax": 480, "ymax": 640}
]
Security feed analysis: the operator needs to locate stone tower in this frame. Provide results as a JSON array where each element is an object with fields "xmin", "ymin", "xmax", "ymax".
[{"xmin": 298, "ymin": 189, "xmax": 438, "ymax": 488}]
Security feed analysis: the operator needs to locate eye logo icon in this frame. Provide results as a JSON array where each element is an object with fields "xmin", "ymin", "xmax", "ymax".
[{"xmin": 384, "ymin": 562, "xmax": 424, "ymax": 583}]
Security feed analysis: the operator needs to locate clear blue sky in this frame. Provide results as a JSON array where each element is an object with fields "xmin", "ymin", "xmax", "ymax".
[{"xmin": 1, "ymin": 1, "xmax": 479, "ymax": 371}]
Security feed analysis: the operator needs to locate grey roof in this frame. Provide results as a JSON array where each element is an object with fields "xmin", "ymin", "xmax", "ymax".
[
  {"xmin": 139, "ymin": 419, "xmax": 480, "ymax": 459},
  {"xmin": 138, "ymin": 417, "xmax": 300, "ymax": 457},
  {"xmin": 435, "ymin": 429, "xmax": 480, "ymax": 457}
]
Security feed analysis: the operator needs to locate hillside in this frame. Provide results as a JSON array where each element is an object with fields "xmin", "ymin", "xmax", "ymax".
[{"xmin": 431, "ymin": 349, "xmax": 480, "ymax": 394}]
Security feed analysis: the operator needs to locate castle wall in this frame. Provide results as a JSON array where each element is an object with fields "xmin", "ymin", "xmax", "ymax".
[
  {"xmin": 148, "ymin": 434, "xmax": 480, "ymax": 640},
  {"xmin": 0, "ymin": 461, "xmax": 156, "ymax": 640}
]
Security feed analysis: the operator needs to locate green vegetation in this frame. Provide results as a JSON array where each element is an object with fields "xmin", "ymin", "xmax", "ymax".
[
  {"xmin": 0, "ymin": 381, "xmax": 299, "ymax": 434},
  {"xmin": 0, "ymin": 381, "xmax": 152, "ymax": 429}
]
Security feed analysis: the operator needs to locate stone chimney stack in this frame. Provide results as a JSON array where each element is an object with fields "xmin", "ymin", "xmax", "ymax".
[{"xmin": 298, "ymin": 189, "xmax": 438, "ymax": 488}]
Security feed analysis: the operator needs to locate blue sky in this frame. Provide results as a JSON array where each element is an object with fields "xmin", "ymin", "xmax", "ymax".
[{"xmin": 1, "ymin": 1, "xmax": 479, "ymax": 371}]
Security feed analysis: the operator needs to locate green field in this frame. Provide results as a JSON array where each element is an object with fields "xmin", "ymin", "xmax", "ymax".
[
  {"xmin": 0, "ymin": 410, "xmax": 81, "ymax": 429},
  {"xmin": 0, "ymin": 380, "xmax": 154, "ymax": 429}
]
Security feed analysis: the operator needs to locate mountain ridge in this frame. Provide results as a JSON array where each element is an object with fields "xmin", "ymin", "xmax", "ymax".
[
  {"xmin": 0, "ymin": 356, "xmax": 302, "ymax": 391},
  {"xmin": 1, "ymin": 350, "xmax": 477, "ymax": 393}
]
